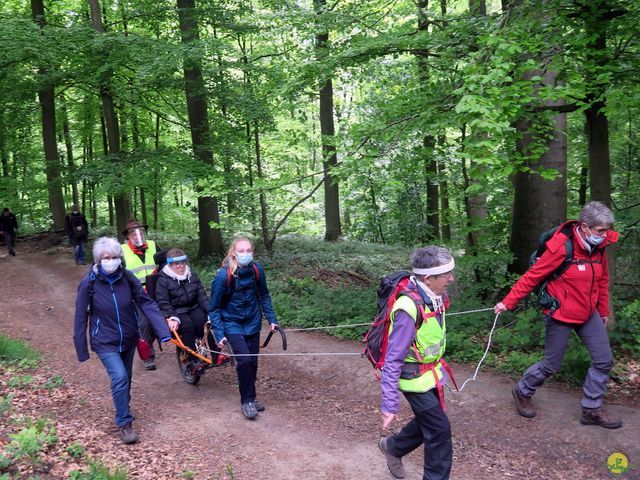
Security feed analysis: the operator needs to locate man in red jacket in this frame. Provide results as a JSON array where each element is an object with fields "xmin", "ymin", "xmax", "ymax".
[{"xmin": 495, "ymin": 201, "xmax": 622, "ymax": 429}]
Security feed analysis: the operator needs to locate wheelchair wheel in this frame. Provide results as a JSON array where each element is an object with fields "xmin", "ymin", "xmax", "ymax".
[{"xmin": 176, "ymin": 348, "xmax": 201, "ymax": 385}]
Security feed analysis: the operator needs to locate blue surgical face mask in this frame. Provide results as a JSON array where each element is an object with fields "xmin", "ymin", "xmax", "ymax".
[
  {"xmin": 586, "ymin": 233, "xmax": 605, "ymax": 246},
  {"xmin": 236, "ymin": 252, "xmax": 253, "ymax": 266}
]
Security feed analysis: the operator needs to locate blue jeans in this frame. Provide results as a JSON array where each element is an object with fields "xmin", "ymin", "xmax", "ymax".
[
  {"xmin": 517, "ymin": 312, "xmax": 613, "ymax": 409},
  {"xmin": 73, "ymin": 240, "xmax": 86, "ymax": 264},
  {"xmin": 97, "ymin": 347, "xmax": 136, "ymax": 427}
]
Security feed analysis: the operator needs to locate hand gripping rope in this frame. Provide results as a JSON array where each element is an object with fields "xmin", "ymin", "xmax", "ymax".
[{"xmin": 196, "ymin": 307, "xmax": 501, "ymax": 392}]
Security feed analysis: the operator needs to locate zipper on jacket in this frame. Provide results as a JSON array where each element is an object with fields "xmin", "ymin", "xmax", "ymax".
[{"xmin": 110, "ymin": 285, "xmax": 124, "ymax": 352}]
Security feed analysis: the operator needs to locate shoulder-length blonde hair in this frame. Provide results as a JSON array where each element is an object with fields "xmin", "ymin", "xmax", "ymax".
[{"xmin": 221, "ymin": 236, "xmax": 253, "ymax": 276}]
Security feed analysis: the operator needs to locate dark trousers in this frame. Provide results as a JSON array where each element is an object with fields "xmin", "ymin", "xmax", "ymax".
[
  {"xmin": 226, "ymin": 332, "xmax": 260, "ymax": 405},
  {"xmin": 2, "ymin": 231, "xmax": 15, "ymax": 255},
  {"xmin": 72, "ymin": 239, "xmax": 86, "ymax": 264},
  {"xmin": 386, "ymin": 389, "xmax": 452, "ymax": 480},
  {"xmin": 517, "ymin": 312, "xmax": 613, "ymax": 409},
  {"xmin": 177, "ymin": 307, "xmax": 210, "ymax": 356}
]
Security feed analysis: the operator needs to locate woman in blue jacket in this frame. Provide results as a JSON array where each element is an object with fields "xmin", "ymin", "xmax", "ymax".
[
  {"xmin": 73, "ymin": 237, "xmax": 172, "ymax": 444},
  {"xmin": 208, "ymin": 237, "xmax": 278, "ymax": 419}
]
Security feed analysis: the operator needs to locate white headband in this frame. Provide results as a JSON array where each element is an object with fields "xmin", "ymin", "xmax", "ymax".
[{"xmin": 413, "ymin": 258, "xmax": 455, "ymax": 276}]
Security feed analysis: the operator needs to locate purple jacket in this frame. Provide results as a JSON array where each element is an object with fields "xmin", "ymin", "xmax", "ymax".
[
  {"xmin": 73, "ymin": 265, "xmax": 172, "ymax": 362},
  {"xmin": 380, "ymin": 306, "xmax": 446, "ymax": 414}
]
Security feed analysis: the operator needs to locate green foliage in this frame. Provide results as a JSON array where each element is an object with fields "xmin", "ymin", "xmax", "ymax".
[
  {"xmin": 66, "ymin": 442, "xmax": 85, "ymax": 460},
  {"xmin": 0, "ymin": 335, "xmax": 39, "ymax": 363},
  {"xmin": 180, "ymin": 471, "xmax": 195, "ymax": 479},
  {"xmin": 44, "ymin": 375, "xmax": 65, "ymax": 390},
  {"xmin": 69, "ymin": 461, "xmax": 128, "ymax": 480},
  {"xmin": 609, "ymin": 300, "xmax": 640, "ymax": 355},
  {"xmin": 1, "ymin": 418, "xmax": 57, "ymax": 467},
  {"xmin": 7, "ymin": 374, "xmax": 33, "ymax": 389},
  {"xmin": 272, "ymin": 277, "xmax": 374, "ymax": 340},
  {"xmin": 0, "ymin": 394, "xmax": 11, "ymax": 415}
]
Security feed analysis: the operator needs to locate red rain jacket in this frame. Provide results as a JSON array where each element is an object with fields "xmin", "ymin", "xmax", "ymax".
[{"xmin": 502, "ymin": 221, "xmax": 618, "ymax": 324}]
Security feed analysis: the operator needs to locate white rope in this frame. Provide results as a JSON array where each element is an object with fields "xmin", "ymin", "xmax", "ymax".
[
  {"xmin": 274, "ymin": 307, "xmax": 495, "ymax": 333},
  {"xmin": 203, "ymin": 349, "xmax": 363, "ymax": 357},
  {"xmin": 451, "ymin": 312, "xmax": 501, "ymax": 392}
]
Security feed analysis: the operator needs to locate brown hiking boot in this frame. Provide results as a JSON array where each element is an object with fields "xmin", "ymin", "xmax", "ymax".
[
  {"xmin": 580, "ymin": 408, "xmax": 622, "ymax": 429},
  {"xmin": 378, "ymin": 437, "xmax": 405, "ymax": 479},
  {"xmin": 512, "ymin": 386, "xmax": 536, "ymax": 418}
]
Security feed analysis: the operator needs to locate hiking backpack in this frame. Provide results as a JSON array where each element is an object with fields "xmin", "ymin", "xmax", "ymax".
[
  {"xmin": 529, "ymin": 224, "xmax": 575, "ymax": 312},
  {"xmin": 362, "ymin": 271, "xmax": 444, "ymax": 374}
]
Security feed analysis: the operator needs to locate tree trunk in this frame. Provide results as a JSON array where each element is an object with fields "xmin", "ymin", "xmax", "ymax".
[
  {"xmin": 32, "ymin": 0, "xmax": 66, "ymax": 230},
  {"xmin": 417, "ymin": 0, "xmax": 439, "ymax": 239},
  {"xmin": 60, "ymin": 94, "xmax": 79, "ymax": 206},
  {"xmin": 314, "ymin": 0, "xmax": 342, "ymax": 241},
  {"xmin": 176, "ymin": 0, "xmax": 224, "ymax": 256},
  {"xmin": 509, "ymin": 70, "xmax": 567, "ymax": 274},
  {"xmin": 254, "ymin": 120, "xmax": 271, "ymax": 253},
  {"xmin": 88, "ymin": 0, "xmax": 130, "ymax": 239}
]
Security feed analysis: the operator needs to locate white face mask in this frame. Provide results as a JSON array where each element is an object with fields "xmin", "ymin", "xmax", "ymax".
[
  {"xmin": 236, "ymin": 252, "xmax": 253, "ymax": 266},
  {"xmin": 102, "ymin": 258, "xmax": 122, "ymax": 274}
]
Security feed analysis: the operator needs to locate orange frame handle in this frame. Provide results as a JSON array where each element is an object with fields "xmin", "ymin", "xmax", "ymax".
[{"xmin": 170, "ymin": 330, "xmax": 213, "ymax": 365}]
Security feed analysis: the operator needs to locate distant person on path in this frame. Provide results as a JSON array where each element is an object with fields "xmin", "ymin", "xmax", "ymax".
[
  {"xmin": 121, "ymin": 219, "xmax": 161, "ymax": 371},
  {"xmin": 378, "ymin": 246, "xmax": 455, "ymax": 480},
  {"xmin": 208, "ymin": 237, "xmax": 279, "ymax": 420},
  {"xmin": 155, "ymin": 247, "xmax": 212, "ymax": 375},
  {"xmin": 73, "ymin": 237, "xmax": 172, "ymax": 444},
  {"xmin": 65, "ymin": 204, "xmax": 89, "ymax": 265},
  {"xmin": 495, "ymin": 201, "xmax": 622, "ymax": 429},
  {"xmin": 0, "ymin": 207, "xmax": 18, "ymax": 256}
]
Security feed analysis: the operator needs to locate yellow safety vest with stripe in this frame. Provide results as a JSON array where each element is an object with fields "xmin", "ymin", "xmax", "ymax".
[
  {"xmin": 121, "ymin": 241, "xmax": 157, "ymax": 284},
  {"xmin": 389, "ymin": 295, "xmax": 446, "ymax": 393}
]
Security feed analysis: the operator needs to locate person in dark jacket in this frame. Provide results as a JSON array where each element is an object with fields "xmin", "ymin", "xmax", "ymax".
[
  {"xmin": 208, "ymin": 237, "xmax": 278, "ymax": 420},
  {"xmin": 64, "ymin": 204, "xmax": 89, "ymax": 265},
  {"xmin": 73, "ymin": 237, "xmax": 172, "ymax": 444},
  {"xmin": 495, "ymin": 201, "xmax": 622, "ymax": 429},
  {"xmin": 0, "ymin": 207, "xmax": 18, "ymax": 256},
  {"xmin": 155, "ymin": 247, "xmax": 211, "ymax": 373}
]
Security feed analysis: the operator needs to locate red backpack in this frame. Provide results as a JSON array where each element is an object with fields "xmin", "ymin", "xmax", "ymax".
[{"xmin": 362, "ymin": 271, "xmax": 446, "ymax": 375}]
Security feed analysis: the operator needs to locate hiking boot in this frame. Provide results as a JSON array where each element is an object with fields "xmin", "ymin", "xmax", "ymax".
[
  {"xmin": 252, "ymin": 400, "xmax": 265, "ymax": 412},
  {"xmin": 241, "ymin": 402, "xmax": 258, "ymax": 419},
  {"xmin": 144, "ymin": 359, "xmax": 156, "ymax": 371},
  {"xmin": 378, "ymin": 437, "xmax": 405, "ymax": 479},
  {"xmin": 580, "ymin": 408, "xmax": 623, "ymax": 429},
  {"xmin": 512, "ymin": 386, "xmax": 536, "ymax": 418},
  {"xmin": 119, "ymin": 423, "xmax": 138, "ymax": 444}
]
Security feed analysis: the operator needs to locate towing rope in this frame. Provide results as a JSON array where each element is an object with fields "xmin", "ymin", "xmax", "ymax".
[
  {"xmin": 203, "ymin": 306, "xmax": 499, "ymax": 380},
  {"xmin": 269, "ymin": 307, "xmax": 495, "ymax": 333}
]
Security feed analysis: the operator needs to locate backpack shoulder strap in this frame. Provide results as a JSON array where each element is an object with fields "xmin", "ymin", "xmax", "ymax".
[{"xmin": 87, "ymin": 273, "xmax": 96, "ymax": 313}]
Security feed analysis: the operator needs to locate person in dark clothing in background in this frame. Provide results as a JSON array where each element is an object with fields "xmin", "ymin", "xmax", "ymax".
[
  {"xmin": 65, "ymin": 204, "xmax": 89, "ymax": 265},
  {"xmin": 0, "ymin": 207, "xmax": 18, "ymax": 256},
  {"xmin": 208, "ymin": 236, "xmax": 279, "ymax": 420},
  {"xmin": 73, "ymin": 237, "xmax": 172, "ymax": 444},
  {"xmin": 154, "ymin": 247, "xmax": 212, "ymax": 375}
]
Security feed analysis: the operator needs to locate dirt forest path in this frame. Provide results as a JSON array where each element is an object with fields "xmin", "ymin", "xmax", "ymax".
[{"xmin": 1, "ymin": 251, "xmax": 639, "ymax": 480}]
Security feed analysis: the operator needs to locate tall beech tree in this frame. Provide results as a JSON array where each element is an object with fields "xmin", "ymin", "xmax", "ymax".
[
  {"xmin": 314, "ymin": 0, "xmax": 342, "ymax": 241},
  {"xmin": 31, "ymin": 0, "xmax": 66, "ymax": 230},
  {"xmin": 176, "ymin": 0, "xmax": 224, "ymax": 256},
  {"xmin": 88, "ymin": 0, "xmax": 130, "ymax": 239}
]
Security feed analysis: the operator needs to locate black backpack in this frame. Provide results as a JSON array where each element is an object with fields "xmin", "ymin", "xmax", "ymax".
[{"xmin": 529, "ymin": 224, "xmax": 575, "ymax": 312}]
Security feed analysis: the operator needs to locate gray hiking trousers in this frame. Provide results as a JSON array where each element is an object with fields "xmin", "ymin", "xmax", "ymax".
[{"xmin": 516, "ymin": 311, "xmax": 613, "ymax": 410}]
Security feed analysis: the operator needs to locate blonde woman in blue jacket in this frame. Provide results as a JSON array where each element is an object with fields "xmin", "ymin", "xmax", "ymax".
[{"xmin": 208, "ymin": 237, "xmax": 278, "ymax": 419}]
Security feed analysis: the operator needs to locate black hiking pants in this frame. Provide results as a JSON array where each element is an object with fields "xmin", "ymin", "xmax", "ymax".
[
  {"xmin": 226, "ymin": 332, "xmax": 260, "ymax": 405},
  {"xmin": 386, "ymin": 389, "xmax": 452, "ymax": 480}
]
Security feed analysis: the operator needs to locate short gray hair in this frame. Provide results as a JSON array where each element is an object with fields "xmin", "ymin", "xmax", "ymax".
[
  {"xmin": 92, "ymin": 237, "xmax": 123, "ymax": 264},
  {"xmin": 579, "ymin": 201, "xmax": 614, "ymax": 227},
  {"xmin": 412, "ymin": 246, "xmax": 453, "ymax": 279}
]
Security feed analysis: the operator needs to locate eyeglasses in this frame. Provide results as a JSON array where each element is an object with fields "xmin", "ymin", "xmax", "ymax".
[
  {"xmin": 172, "ymin": 261, "xmax": 187, "ymax": 266},
  {"xmin": 589, "ymin": 226, "xmax": 609, "ymax": 236},
  {"xmin": 102, "ymin": 255, "xmax": 119, "ymax": 260}
]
